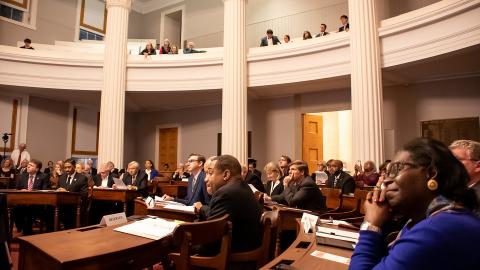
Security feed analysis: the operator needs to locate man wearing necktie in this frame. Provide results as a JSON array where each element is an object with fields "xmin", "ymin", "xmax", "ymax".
[
  {"xmin": 57, "ymin": 158, "xmax": 88, "ymax": 229},
  {"xmin": 163, "ymin": 153, "xmax": 210, "ymax": 206},
  {"xmin": 113, "ymin": 161, "xmax": 147, "ymax": 216},
  {"xmin": 12, "ymin": 159, "xmax": 49, "ymax": 235}
]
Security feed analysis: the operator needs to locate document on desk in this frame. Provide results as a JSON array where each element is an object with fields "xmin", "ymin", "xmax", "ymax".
[
  {"xmin": 310, "ymin": 250, "xmax": 351, "ymax": 265},
  {"xmin": 114, "ymin": 218, "xmax": 178, "ymax": 240},
  {"xmin": 316, "ymin": 226, "xmax": 359, "ymax": 241},
  {"xmin": 163, "ymin": 204, "xmax": 195, "ymax": 213}
]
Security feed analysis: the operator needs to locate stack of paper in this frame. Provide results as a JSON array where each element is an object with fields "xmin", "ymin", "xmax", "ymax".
[
  {"xmin": 114, "ymin": 218, "xmax": 178, "ymax": 240},
  {"xmin": 163, "ymin": 204, "xmax": 195, "ymax": 213},
  {"xmin": 316, "ymin": 226, "xmax": 359, "ymax": 250}
]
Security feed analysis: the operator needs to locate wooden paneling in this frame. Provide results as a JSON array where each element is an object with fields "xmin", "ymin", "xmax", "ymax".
[
  {"xmin": 158, "ymin": 127, "xmax": 178, "ymax": 170},
  {"xmin": 421, "ymin": 117, "xmax": 480, "ymax": 145},
  {"xmin": 71, "ymin": 108, "xmax": 100, "ymax": 156},
  {"xmin": 302, "ymin": 114, "xmax": 323, "ymax": 174}
]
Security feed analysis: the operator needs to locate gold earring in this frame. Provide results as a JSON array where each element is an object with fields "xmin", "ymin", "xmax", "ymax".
[{"xmin": 427, "ymin": 179, "xmax": 438, "ymax": 191}]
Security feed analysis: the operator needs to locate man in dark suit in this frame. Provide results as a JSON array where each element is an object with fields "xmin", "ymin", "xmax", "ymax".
[
  {"xmin": 107, "ymin": 161, "xmax": 119, "ymax": 178},
  {"xmin": 268, "ymin": 160, "xmax": 326, "ymax": 212},
  {"xmin": 12, "ymin": 159, "xmax": 50, "ymax": 234},
  {"xmin": 87, "ymin": 159, "xmax": 97, "ymax": 176},
  {"xmin": 203, "ymin": 155, "xmax": 262, "ymax": 259},
  {"xmin": 163, "ymin": 153, "xmax": 210, "ymax": 206},
  {"xmin": 260, "ymin": 29, "xmax": 281, "ymax": 46},
  {"xmin": 118, "ymin": 161, "xmax": 148, "ymax": 197},
  {"xmin": 338, "ymin": 15, "xmax": 350, "ymax": 32},
  {"xmin": 326, "ymin": 159, "xmax": 355, "ymax": 194},
  {"xmin": 242, "ymin": 165, "xmax": 265, "ymax": 193},
  {"xmin": 248, "ymin": 158, "xmax": 262, "ymax": 179},
  {"xmin": 90, "ymin": 163, "xmax": 116, "ymax": 224},
  {"xmin": 57, "ymin": 158, "xmax": 88, "ymax": 229},
  {"xmin": 315, "ymin": 23, "xmax": 329, "ymax": 37}
]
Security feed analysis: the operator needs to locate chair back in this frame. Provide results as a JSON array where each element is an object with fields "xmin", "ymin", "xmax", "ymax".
[
  {"xmin": 274, "ymin": 207, "xmax": 306, "ymax": 256},
  {"xmin": 320, "ymin": 188, "xmax": 342, "ymax": 210},
  {"xmin": 133, "ymin": 198, "xmax": 148, "ymax": 215},
  {"xmin": 229, "ymin": 210, "xmax": 278, "ymax": 268},
  {"xmin": 0, "ymin": 193, "xmax": 12, "ymax": 269},
  {"xmin": 170, "ymin": 214, "xmax": 231, "ymax": 270},
  {"xmin": 354, "ymin": 189, "xmax": 369, "ymax": 215}
]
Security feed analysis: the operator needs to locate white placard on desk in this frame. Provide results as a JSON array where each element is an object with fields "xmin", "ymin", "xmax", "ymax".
[
  {"xmin": 100, "ymin": 212, "xmax": 127, "ymax": 227},
  {"xmin": 301, "ymin": 212, "xmax": 319, "ymax": 233}
]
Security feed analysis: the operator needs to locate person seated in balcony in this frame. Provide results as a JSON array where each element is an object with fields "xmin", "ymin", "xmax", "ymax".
[
  {"xmin": 303, "ymin": 30, "xmax": 313, "ymax": 40},
  {"xmin": 183, "ymin": 41, "xmax": 206, "ymax": 54},
  {"xmin": 354, "ymin": 160, "xmax": 380, "ymax": 187},
  {"xmin": 260, "ymin": 29, "xmax": 281, "ymax": 46},
  {"xmin": 20, "ymin": 38, "xmax": 34, "ymax": 50},
  {"xmin": 159, "ymin": 38, "xmax": 171, "ymax": 54},
  {"xmin": 338, "ymin": 15, "xmax": 350, "ymax": 32},
  {"xmin": 315, "ymin": 23, "xmax": 329, "ymax": 37},
  {"xmin": 326, "ymin": 159, "xmax": 355, "ymax": 194},
  {"xmin": 283, "ymin": 34, "xmax": 291, "ymax": 43},
  {"xmin": 140, "ymin": 42, "xmax": 156, "ymax": 57},
  {"xmin": 0, "ymin": 158, "xmax": 15, "ymax": 179},
  {"xmin": 169, "ymin": 44, "xmax": 179, "ymax": 54}
]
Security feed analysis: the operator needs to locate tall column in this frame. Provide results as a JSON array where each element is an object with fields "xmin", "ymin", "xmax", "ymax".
[
  {"xmin": 349, "ymin": 0, "xmax": 385, "ymax": 165},
  {"xmin": 222, "ymin": 0, "xmax": 247, "ymax": 164},
  {"xmin": 97, "ymin": 0, "xmax": 131, "ymax": 167}
]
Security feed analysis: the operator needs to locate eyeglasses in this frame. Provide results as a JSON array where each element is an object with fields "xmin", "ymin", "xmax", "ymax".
[
  {"xmin": 385, "ymin": 162, "xmax": 418, "ymax": 178},
  {"xmin": 187, "ymin": 159, "xmax": 198, "ymax": 163}
]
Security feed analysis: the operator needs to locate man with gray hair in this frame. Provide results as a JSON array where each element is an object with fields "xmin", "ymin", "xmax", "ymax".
[
  {"xmin": 117, "ymin": 161, "xmax": 148, "ymax": 197},
  {"xmin": 450, "ymin": 139, "xmax": 480, "ymax": 203},
  {"xmin": 10, "ymin": 143, "xmax": 30, "ymax": 170}
]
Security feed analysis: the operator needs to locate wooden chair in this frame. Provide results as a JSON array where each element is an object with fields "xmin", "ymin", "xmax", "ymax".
[
  {"xmin": 133, "ymin": 198, "xmax": 148, "ymax": 215},
  {"xmin": 321, "ymin": 189, "xmax": 369, "ymax": 221},
  {"xmin": 229, "ymin": 210, "xmax": 278, "ymax": 268},
  {"xmin": 168, "ymin": 214, "xmax": 231, "ymax": 270},
  {"xmin": 274, "ymin": 207, "xmax": 308, "ymax": 256},
  {"xmin": 320, "ymin": 188, "xmax": 342, "ymax": 211}
]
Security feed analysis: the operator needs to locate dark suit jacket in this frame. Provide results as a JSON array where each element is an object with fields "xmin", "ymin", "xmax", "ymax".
[
  {"xmin": 207, "ymin": 179, "xmax": 262, "ymax": 253},
  {"xmin": 245, "ymin": 171, "xmax": 265, "ymax": 193},
  {"xmin": 122, "ymin": 170, "xmax": 148, "ymax": 197},
  {"xmin": 315, "ymin": 32, "xmax": 329, "ymax": 37},
  {"xmin": 174, "ymin": 170, "xmax": 210, "ymax": 206},
  {"xmin": 90, "ymin": 168, "xmax": 97, "ymax": 176},
  {"xmin": 271, "ymin": 176, "xmax": 326, "ymax": 212},
  {"xmin": 58, "ymin": 173, "xmax": 88, "ymax": 195},
  {"xmin": 266, "ymin": 179, "xmax": 284, "ymax": 196},
  {"xmin": 339, "ymin": 23, "xmax": 350, "ymax": 32},
  {"xmin": 92, "ymin": 173, "xmax": 114, "ymax": 188},
  {"xmin": 16, "ymin": 172, "xmax": 50, "ymax": 190},
  {"xmin": 260, "ymin": 36, "xmax": 281, "ymax": 46},
  {"xmin": 326, "ymin": 171, "xmax": 355, "ymax": 194}
]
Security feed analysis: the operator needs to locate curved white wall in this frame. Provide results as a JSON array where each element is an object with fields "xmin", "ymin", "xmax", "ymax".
[{"xmin": 0, "ymin": 0, "xmax": 479, "ymax": 92}]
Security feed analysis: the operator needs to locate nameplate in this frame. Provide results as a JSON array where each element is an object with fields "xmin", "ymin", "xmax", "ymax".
[
  {"xmin": 301, "ymin": 212, "xmax": 318, "ymax": 233},
  {"xmin": 145, "ymin": 196, "xmax": 155, "ymax": 207},
  {"xmin": 100, "ymin": 212, "xmax": 127, "ymax": 227}
]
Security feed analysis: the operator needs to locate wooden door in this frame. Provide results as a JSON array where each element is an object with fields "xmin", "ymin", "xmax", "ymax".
[
  {"xmin": 158, "ymin": 127, "xmax": 178, "ymax": 171},
  {"xmin": 302, "ymin": 114, "xmax": 323, "ymax": 175}
]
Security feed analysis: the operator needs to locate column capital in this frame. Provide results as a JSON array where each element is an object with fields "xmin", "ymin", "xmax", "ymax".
[{"xmin": 106, "ymin": 0, "xmax": 133, "ymax": 11}]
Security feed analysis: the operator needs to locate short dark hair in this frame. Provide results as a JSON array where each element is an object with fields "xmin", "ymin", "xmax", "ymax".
[
  {"xmin": 24, "ymin": 38, "xmax": 31, "ymax": 43},
  {"xmin": 284, "ymin": 34, "xmax": 290, "ymax": 41},
  {"xmin": 403, "ymin": 137, "xmax": 477, "ymax": 210},
  {"xmin": 281, "ymin": 155, "xmax": 291, "ymax": 164},
  {"xmin": 290, "ymin": 160, "xmax": 309, "ymax": 176},
  {"xmin": 214, "ymin": 155, "xmax": 241, "ymax": 177},
  {"xmin": 29, "ymin": 158, "xmax": 42, "ymax": 171},
  {"xmin": 146, "ymin": 160, "xmax": 156, "ymax": 170},
  {"xmin": 64, "ymin": 158, "xmax": 76, "ymax": 167},
  {"xmin": 321, "ymin": 23, "xmax": 327, "ymax": 29},
  {"xmin": 266, "ymin": 29, "xmax": 273, "ymax": 35},
  {"xmin": 189, "ymin": 153, "xmax": 206, "ymax": 166},
  {"xmin": 340, "ymin": 15, "xmax": 348, "ymax": 20}
]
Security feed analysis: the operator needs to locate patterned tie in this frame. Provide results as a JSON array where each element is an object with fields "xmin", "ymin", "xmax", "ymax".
[{"xmin": 28, "ymin": 175, "xmax": 34, "ymax": 191}]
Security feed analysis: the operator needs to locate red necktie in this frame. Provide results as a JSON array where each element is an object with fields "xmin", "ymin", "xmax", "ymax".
[{"xmin": 28, "ymin": 175, "xmax": 34, "ymax": 191}]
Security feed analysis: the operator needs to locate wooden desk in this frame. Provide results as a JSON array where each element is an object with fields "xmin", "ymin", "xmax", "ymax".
[
  {"xmin": 157, "ymin": 182, "xmax": 187, "ymax": 198},
  {"xmin": 261, "ymin": 220, "xmax": 353, "ymax": 270},
  {"xmin": 0, "ymin": 177, "xmax": 14, "ymax": 189},
  {"xmin": 17, "ymin": 221, "xmax": 172, "ymax": 270},
  {"xmin": 0, "ymin": 189, "xmax": 82, "ymax": 231},
  {"xmin": 147, "ymin": 203, "xmax": 197, "ymax": 222},
  {"xmin": 91, "ymin": 188, "xmax": 139, "ymax": 213}
]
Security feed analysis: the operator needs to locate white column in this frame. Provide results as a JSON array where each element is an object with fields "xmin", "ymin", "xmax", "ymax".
[
  {"xmin": 349, "ymin": 0, "xmax": 385, "ymax": 165},
  {"xmin": 222, "ymin": 0, "xmax": 247, "ymax": 164},
  {"xmin": 97, "ymin": 0, "xmax": 132, "ymax": 167}
]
